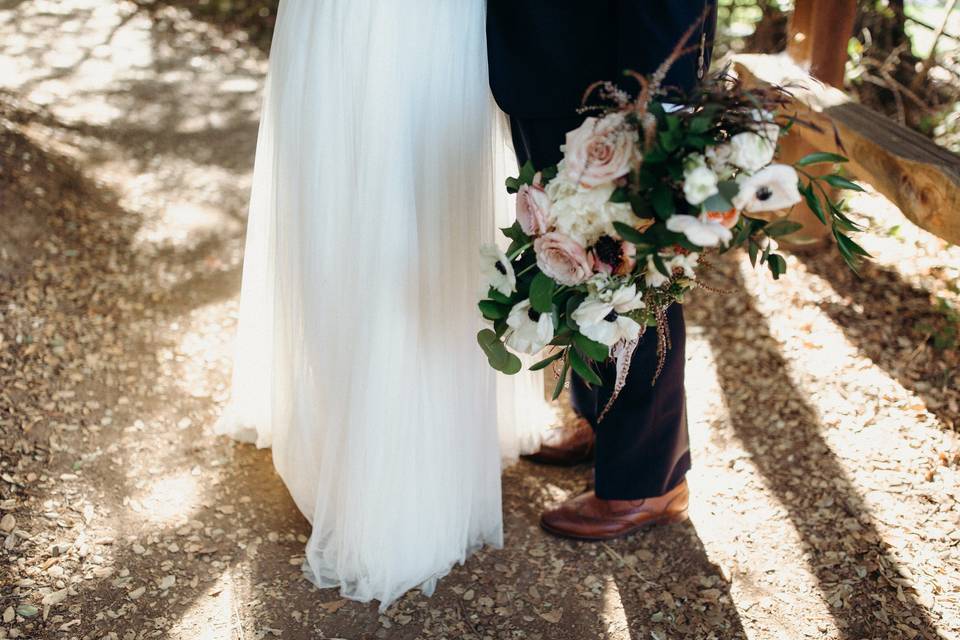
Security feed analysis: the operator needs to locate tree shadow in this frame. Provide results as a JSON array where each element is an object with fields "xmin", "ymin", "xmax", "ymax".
[
  {"xmin": 130, "ymin": 0, "xmax": 279, "ymax": 54},
  {"xmin": 793, "ymin": 248, "xmax": 959, "ymax": 429},
  {"xmin": 693, "ymin": 263, "xmax": 946, "ymax": 639}
]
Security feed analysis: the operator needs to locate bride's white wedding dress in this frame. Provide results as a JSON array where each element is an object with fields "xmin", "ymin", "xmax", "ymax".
[{"xmin": 216, "ymin": 0, "xmax": 556, "ymax": 611}]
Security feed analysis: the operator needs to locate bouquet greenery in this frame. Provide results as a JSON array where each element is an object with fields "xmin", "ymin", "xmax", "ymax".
[{"xmin": 478, "ymin": 49, "xmax": 868, "ymax": 416}]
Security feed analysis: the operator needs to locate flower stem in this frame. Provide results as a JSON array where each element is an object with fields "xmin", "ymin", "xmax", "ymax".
[{"xmin": 508, "ymin": 242, "xmax": 532, "ymax": 260}]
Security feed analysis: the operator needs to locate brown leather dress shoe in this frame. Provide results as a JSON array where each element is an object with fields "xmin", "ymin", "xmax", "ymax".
[
  {"xmin": 521, "ymin": 418, "xmax": 595, "ymax": 466},
  {"xmin": 540, "ymin": 480, "xmax": 689, "ymax": 541}
]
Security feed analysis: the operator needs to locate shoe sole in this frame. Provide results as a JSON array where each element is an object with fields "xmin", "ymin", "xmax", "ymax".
[{"xmin": 539, "ymin": 510, "xmax": 689, "ymax": 542}]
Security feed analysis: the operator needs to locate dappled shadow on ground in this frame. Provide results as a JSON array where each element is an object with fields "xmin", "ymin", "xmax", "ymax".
[
  {"xmin": 131, "ymin": 0, "xmax": 279, "ymax": 53},
  {"xmin": 794, "ymin": 249, "xmax": 959, "ymax": 430},
  {"xmin": 692, "ymin": 264, "xmax": 945, "ymax": 640},
  {"xmin": 2, "ymin": 1, "xmax": 958, "ymax": 638}
]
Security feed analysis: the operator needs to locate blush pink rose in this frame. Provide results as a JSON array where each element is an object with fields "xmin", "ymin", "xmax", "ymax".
[
  {"xmin": 535, "ymin": 232, "xmax": 593, "ymax": 286},
  {"xmin": 563, "ymin": 114, "xmax": 638, "ymax": 188},
  {"xmin": 516, "ymin": 183, "xmax": 551, "ymax": 236}
]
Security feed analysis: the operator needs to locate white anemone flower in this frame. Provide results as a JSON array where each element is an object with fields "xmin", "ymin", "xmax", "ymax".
[
  {"xmin": 571, "ymin": 285, "xmax": 645, "ymax": 347},
  {"xmin": 480, "ymin": 244, "xmax": 516, "ymax": 296},
  {"xmin": 732, "ymin": 164, "xmax": 802, "ymax": 213},
  {"xmin": 505, "ymin": 300, "xmax": 554, "ymax": 355},
  {"xmin": 666, "ymin": 214, "xmax": 734, "ymax": 248}
]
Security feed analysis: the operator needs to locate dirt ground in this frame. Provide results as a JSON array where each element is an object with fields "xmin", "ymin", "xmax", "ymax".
[{"xmin": 1, "ymin": 2, "xmax": 959, "ymax": 639}]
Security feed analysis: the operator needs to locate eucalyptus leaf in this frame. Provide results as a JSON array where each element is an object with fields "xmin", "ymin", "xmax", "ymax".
[
  {"xmin": 702, "ymin": 192, "xmax": 733, "ymax": 212},
  {"xmin": 717, "ymin": 180, "xmax": 740, "ymax": 200}
]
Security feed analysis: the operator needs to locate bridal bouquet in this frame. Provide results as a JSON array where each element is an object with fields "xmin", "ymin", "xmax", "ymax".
[{"xmin": 477, "ymin": 48, "xmax": 868, "ymax": 413}]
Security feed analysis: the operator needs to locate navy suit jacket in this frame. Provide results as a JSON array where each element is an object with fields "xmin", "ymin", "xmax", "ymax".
[{"xmin": 487, "ymin": 0, "xmax": 718, "ymax": 118}]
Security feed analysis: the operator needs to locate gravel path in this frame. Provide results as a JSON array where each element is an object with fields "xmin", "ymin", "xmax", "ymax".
[{"xmin": 1, "ymin": 2, "xmax": 958, "ymax": 639}]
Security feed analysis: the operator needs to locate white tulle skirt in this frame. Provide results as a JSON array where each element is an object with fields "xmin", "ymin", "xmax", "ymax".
[{"xmin": 216, "ymin": 0, "xmax": 556, "ymax": 612}]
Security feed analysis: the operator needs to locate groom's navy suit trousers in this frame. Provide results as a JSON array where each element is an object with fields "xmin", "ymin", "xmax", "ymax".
[{"xmin": 487, "ymin": 0, "xmax": 717, "ymax": 500}]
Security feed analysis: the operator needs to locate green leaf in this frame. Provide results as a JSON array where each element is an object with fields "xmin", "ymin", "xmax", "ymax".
[
  {"xmin": 795, "ymin": 152, "xmax": 848, "ymax": 166},
  {"xmin": 552, "ymin": 352, "xmax": 570, "ymax": 400},
  {"xmin": 530, "ymin": 350, "xmax": 564, "ymax": 371},
  {"xmin": 501, "ymin": 221, "xmax": 529, "ymax": 244},
  {"xmin": 628, "ymin": 193, "xmax": 654, "ymax": 217},
  {"xmin": 518, "ymin": 160, "xmax": 537, "ymax": 185},
  {"xmin": 836, "ymin": 232, "xmax": 871, "ymax": 258},
  {"xmin": 689, "ymin": 114, "xmax": 712, "ymax": 134},
  {"xmin": 800, "ymin": 182, "xmax": 827, "ymax": 225},
  {"xmin": 822, "ymin": 174, "xmax": 866, "ymax": 192},
  {"xmin": 501, "ymin": 353, "xmax": 523, "ymax": 375},
  {"xmin": 609, "ymin": 188, "xmax": 630, "ymax": 203},
  {"xmin": 569, "ymin": 348, "xmax": 603, "ymax": 386},
  {"xmin": 505, "ymin": 177, "xmax": 520, "ymax": 194},
  {"xmin": 573, "ymin": 333, "xmax": 610, "ymax": 361},
  {"xmin": 477, "ymin": 329, "xmax": 522, "ymax": 374},
  {"xmin": 565, "ymin": 295, "xmax": 585, "ymax": 332},
  {"xmin": 763, "ymin": 219, "xmax": 804, "ymax": 238},
  {"xmin": 748, "ymin": 239, "xmax": 760, "ymax": 266},
  {"xmin": 652, "ymin": 185, "xmax": 676, "ymax": 219},
  {"xmin": 541, "ymin": 165, "xmax": 559, "ymax": 182},
  {"xmin": 15, "ymin": 604, "xmax": 39, "ymax": 619},
  {"xmin": 613, "ymin": 221, "xmax": 650, "ymax": 245},
  {"xmin": 529, "ymin": 273, "xmax": 555, "ymax": 314},
  {"xmin": 767, "ymin": 253, "xmax": 787, "ymax": 280},
  {"xmin": 653, "ymin": 252, "xmax": 671, "ymax": 278},
  {"xmin": 487, "ymin": 287, "xmax": 512, "ymax": 305},
  {"xmin": 717, "ymin": 180, "xmax": 740, "ymax": 201},
  {"xmin": 659, "ymin": 121, "xmax": 683, "ymax": 152},
  {"xmin": 478, "ymin": 300, "xmax": 510, "ymax": 321},
  {"xmin": 702, "ymin": 192, "xmax": 733, "ymax": 213}
]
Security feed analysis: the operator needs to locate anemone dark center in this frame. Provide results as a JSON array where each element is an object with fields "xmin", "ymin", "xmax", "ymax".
[
  {"xmin": 756, "ymin": 186, "xmax": 773, "ymax": 201},
  {"xmin": 528, "ymin": 308, "xmax": 542, "ymax": 322},
  {"xmin": 593, "ymin": 235, "xmax": 623, "ymax": 269},
  {"xmin": 495, "ymin": 260, "xmax": 507, "ymax": 275},
  {"xmin": 604, "ymin": 310, "xmax": 619, "ymax": 322}
]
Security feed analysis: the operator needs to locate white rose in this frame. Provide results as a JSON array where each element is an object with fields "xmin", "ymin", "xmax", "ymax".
[
  {"xmin": 705, "ymin": 143, "xmax": 737, "ymax": 180},
  {"xmin": 728, "ymin": 131, "xmax": 776, "ymax": 173},
  {"xmin": 550, "ymin": 182, "xmax": 637, "ymax": 247},
  {"xmin": 683, "ymin": 165, "xmax": 719, "ymax": 206}
]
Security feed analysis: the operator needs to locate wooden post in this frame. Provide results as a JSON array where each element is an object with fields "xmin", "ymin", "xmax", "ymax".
[{"xmin": 779, "ymin": 0, "xmax": 858, "ymax": 246}]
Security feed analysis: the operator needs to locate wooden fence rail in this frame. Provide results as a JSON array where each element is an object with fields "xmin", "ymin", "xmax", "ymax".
[{"xmin": 735, "ymin": 53, "xmax": 960, "ymax": 246}]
